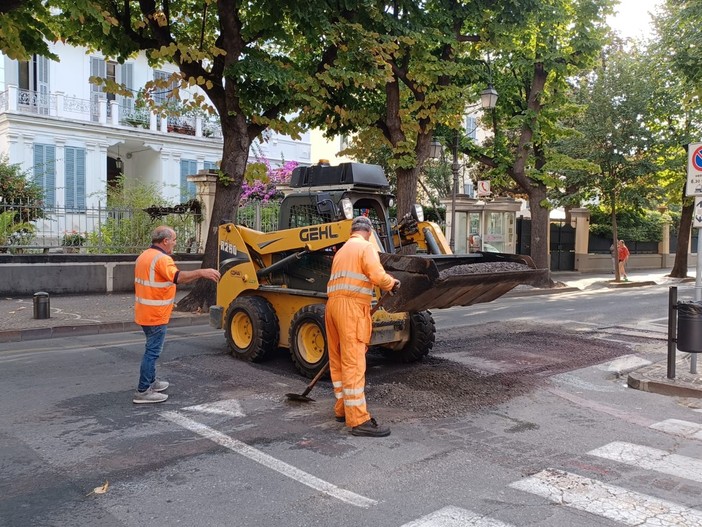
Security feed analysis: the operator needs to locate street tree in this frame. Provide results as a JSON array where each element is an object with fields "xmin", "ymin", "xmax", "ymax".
[
  {"xmin": 301, "ymin": 0, "xmax": 525, "ymax": 221},
  {"xmin": 50, "ymin": 0, "xmax": 343, "ymax": 310},
  {"xmin": 0, "ymin": 0, "xmax": 57, "ymax": 60},
  {"xmin": 467, "ymin": 0, "xmax": 612, "ymax": 272},
  {"xmin": 652, "ymin": 1, "xmax": 702, "ymax": 277},
  {"xmin": 556, "ymin": 44, "xmax": 659, "ymax": 280}
]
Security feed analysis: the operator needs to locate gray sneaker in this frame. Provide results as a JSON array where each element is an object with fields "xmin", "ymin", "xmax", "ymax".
[
  {"xmin": 151, "ymin": 380, "xmax": 169, "ymax": 392},
  {"xmin": 133, "ymin": 387, "xmax": 168, "ymax": 404}
]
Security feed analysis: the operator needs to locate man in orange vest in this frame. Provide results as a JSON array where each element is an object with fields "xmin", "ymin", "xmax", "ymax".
[
  {"xmin": 133, "ymin": 225, "xmax": 220, "ymax": 404},
  {"xmin": 325, "ymin": 216, "xmax": 400, "ymax": 436}
]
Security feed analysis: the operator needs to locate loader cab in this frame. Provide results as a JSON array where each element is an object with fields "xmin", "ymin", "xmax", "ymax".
[{"xmin": 280, "ymin": 162, "xmax": 396, "ymax": 253}]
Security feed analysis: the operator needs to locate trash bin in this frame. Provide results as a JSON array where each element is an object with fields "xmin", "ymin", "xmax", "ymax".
[
  {"xmin": 677, "ymin": 301, "xmax": 702, "ymax": 352},
  {"xmin": 33, "ymin": 291, "xmax": 50, "ymax": 320}
]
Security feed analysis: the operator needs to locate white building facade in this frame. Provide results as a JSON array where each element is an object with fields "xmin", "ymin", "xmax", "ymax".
[{"xmin": 0, "ymin": 43, "xmax": 312, "ymax": 213}]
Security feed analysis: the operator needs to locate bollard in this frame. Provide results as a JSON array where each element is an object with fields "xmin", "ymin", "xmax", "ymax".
[{"xmin": 33, "ymin": 291, "xmax": 50, "ymax": 319}]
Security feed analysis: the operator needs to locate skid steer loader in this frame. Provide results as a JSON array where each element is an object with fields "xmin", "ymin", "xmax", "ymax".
[{"xmin": 210, "ymin": 162, "xmax": 548, "ymax": 377}]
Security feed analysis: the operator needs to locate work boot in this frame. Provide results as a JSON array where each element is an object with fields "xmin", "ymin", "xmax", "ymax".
[
  {"xmin": 150, "ymin": 380, "xmax": 169, "ymax": 392},
  {"xmin": 350, "ymin": 418, "xmax": 390, "ymax": 437},
  {"xmin": 335, "ymin": 415, "xmax": 345, "ymax": 423},
  {"xmin": 133, "ymin": 386, "xmax": 168, "ymax": 404}
]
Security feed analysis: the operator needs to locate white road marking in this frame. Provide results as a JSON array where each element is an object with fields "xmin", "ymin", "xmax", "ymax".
[
  {"xmin": 650, "ymin": 419, "xmax": 702, "ymax": 440},
  {"xmin": 510, "ymin": 468, "xmax": 702, "ymax": 525},
  {"xmin": 182, "ymin": 399, "xmax": 245, "ymax": 417},
  {"xmin": 400, "ymin": 506, "xmax": 514, "ymax": 527},
  {"xmin": 597, "ymin": 355, "xmax": 652, "ymax": 374},
  {"xmin": 161, "ymin": 411, "xmax": 377, "ymax": 508},
  {"xmin": 589, "ymin": 441, "xmax": 702, "ymax": 483}
]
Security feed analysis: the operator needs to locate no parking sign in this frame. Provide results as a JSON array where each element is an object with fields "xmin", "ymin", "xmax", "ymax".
[{"xmin": 686, "ymin": 142, "xmax": 702, "ymax": 196}]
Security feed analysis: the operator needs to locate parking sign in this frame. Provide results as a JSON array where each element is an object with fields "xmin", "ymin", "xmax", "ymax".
[{"xmin": 686, "ymin": 142, "xmax": 702, "ymax": 196}]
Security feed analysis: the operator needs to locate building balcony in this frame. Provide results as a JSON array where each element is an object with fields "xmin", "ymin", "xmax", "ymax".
[{"xmin": 0, "ymin": 86, "xmax": 222, "ymax": 139}]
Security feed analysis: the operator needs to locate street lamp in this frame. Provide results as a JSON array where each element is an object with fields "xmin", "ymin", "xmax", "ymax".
[{"xmin": 439, "ymin": 85, "xmax": 499, "ymax": 252}]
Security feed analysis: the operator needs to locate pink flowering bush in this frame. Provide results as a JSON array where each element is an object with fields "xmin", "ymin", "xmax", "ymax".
[{"xmin": 239, "ymin": 159, "xmax": 297, "ymax": 205}]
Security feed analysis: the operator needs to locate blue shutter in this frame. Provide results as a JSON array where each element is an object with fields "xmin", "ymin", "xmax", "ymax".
[
  {"xmin": 203, "ymin": 160, "xmax": 218, "ymax": 171},
  {"xmin": 76, "ymin": 149, "xmax": 86, "ymax": 211},
  {"xmin": 65, "ymin": 147, "xmax": 75, "ymax": 209},
  {"xmin": 34, "ymin": 144, "xmax": 55, "ymax": 207},
  {"xmin": 180, "ymin": 159, "xmax": 197, "ymax": 201},
  {"xmin": 65, "ymin": 147, "xmax": 86, "ymax": 210}
]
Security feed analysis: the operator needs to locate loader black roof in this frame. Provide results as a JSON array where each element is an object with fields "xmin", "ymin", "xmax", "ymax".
[{"xmin": 290, "ymin": 162, "xmax": 389, "ymax": 189}]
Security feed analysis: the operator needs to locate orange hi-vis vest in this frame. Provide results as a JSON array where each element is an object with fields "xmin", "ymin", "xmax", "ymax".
[
  {"xmin": 327, "ymin": 233, "xmax": 395, "ymax": 302},
  {"xmin": 134, "ymin": 246, "xmax": 180, "ymax": 326}
]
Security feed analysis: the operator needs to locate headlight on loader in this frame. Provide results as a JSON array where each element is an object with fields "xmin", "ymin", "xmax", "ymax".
[{"xmin": 340, "ymin": 198, "xmax": 354, "ymax": 220}]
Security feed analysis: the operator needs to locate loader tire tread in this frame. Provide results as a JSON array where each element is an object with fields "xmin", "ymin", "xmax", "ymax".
[
  {"xmin": 289, "ymin": 304, "xmax": 328, "ymax": 379},
  {"xmin": 395, "ymin": 310, "xmax": 436, "ymax": 363},
  {"xmin": 225, "ymin": 296, "xmax": 279, "ymax": 363}
]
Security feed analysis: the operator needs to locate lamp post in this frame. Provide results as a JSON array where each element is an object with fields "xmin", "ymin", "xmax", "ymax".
[
  {"xmin": 449, "ymin": 130, "xmax": 460, "ymax": 251},
  {"xmin": 440, "ymin": 85, "xmax": 498, "ymax": 252}
]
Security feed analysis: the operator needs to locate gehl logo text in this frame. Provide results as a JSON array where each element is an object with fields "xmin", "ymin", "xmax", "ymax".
[{"xmin": 299, "ymin": 225, "xmax": 339, "ymax": 242}]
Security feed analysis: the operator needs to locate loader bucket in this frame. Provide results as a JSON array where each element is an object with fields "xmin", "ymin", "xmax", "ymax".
[{"xmin": 378, "ymin": 252, "xmax": 549, "ymax": 313}]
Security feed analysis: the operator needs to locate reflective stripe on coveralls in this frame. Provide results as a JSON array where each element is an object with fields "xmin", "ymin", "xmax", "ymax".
[
  {"xmin": 134, "ymin": 248, "xmax": 178, "ymax": 326},
  {"xmin": 325, "ymin": 234, "xmax": 395, "ymax": 427}
]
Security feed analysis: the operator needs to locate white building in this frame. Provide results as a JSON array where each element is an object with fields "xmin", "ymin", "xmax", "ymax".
[{"xmin": 0, "ymin": 43, "xmax": 312, "ymax": 213}]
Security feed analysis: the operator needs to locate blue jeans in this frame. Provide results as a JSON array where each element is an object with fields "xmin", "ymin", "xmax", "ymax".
[{"xmin": 138, "ymin": 324, "xmax": 168, "ymax": 391}]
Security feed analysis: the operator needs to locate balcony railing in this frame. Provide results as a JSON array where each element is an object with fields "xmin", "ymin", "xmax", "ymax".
[{"xmin": 0, "ymin": 86, "xmax": 222, "ymax": 139}]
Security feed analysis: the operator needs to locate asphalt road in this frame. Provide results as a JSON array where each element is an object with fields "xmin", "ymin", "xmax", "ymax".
[{"xmin": 3, "ymin": 285, "xmax": 702, "ymax": 527}]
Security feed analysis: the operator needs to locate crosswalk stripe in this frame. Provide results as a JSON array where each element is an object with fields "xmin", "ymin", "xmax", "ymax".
[
  {"xmin": 161, "ymin": 411, "xmax": 377, "ymax": 508},
  {"xmin": 181, "ymin": 399, "xmax": 245, "ymax": 417},
  {"xmin": 650, "ymin": 419, "xmax": 702, "ymax": 440},
  {"xmin": 588, "ymin": 441, "xmax": 702, "ymax": 483},
  {"xmin": 400, "ymin": 506, "xmax": 514, "ymax": 527},
  {"xmin": 509, "ymin": 468, "xmax": 702, "ymax": 526}
]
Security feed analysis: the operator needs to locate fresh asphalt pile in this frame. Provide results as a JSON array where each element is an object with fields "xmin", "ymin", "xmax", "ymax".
[
  {"xmin": 366, "ymin": 321, "xmax": 633, "ymax": 419},
  {"xmin": 437, "ymin": 261, "xmax": 532, "ymax": 277}
]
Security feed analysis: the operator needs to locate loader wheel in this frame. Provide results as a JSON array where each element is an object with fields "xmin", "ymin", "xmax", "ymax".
[
  {"xmin": 225, "ymin": 296, "xmax": 279, "ymax": 362},
  {"xmin": 389, "ymin": 310, "xmax": 436, "ymax": 363},
  {"xmin": 289, "ymin": 304, "xmax": 328, "ymax": 378}
]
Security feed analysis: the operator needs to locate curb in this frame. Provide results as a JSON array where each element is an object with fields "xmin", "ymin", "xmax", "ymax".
[
  {"xmin": 0, "ymin": 314, "xmax": 210, "ymax": 344},
  {"xmin": 627, "ymin": 371, "xmax": 702, "ymax": 399}
]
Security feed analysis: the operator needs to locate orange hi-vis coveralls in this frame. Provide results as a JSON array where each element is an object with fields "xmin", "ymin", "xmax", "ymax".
[
  {"xmin": 325, "ymin": 233, "xmax": 396, "ymax": 427},
  {"xmin": 134, "ymin": 246, "xmax": 180, "ymax": 326}
]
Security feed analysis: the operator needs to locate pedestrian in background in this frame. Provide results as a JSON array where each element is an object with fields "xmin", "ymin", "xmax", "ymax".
[
  {"xmin": 617, "ymin": 239, "xmax": 630, "ymax": 282},
  {"xmin": 325, "ymin": 216, "xmax": 400, "ymax": 437},
  {"xmin": 133, "ymin": 225, "xmax": 220, "ymax": 404}
]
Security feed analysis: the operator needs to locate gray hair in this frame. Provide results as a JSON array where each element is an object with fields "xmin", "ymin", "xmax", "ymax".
[
  {"xmin": 152, "ymin": 226, "xmax": 175, "ymax": 244},
  {"xmin": 351, "ymin": 216, "xmax": 373, "ymax": 232}
]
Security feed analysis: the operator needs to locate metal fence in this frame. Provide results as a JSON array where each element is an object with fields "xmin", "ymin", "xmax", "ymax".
[
  {"xmin": 0, "ymin": 202, "xmax": 202, "ymax": 254},
  {"xmin": 235, "ymin": 200, "xmax": 281, "ymax": 232}
]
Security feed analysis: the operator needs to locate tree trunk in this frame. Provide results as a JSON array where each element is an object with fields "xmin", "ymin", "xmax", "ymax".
[
  {"xmin": 176, "ymin": 116, "xmax": 250, "ymax": 312},
  {"xmin": 671, "ymin": 185, "xmax": 693, "ymax": 278},
  {"xmin": 395, "ymin": 165, "xmax": 420, "ymax": 220},
  {"xmin": 526, "ymin": 184, "xmax": 551, "ymax": 286}
]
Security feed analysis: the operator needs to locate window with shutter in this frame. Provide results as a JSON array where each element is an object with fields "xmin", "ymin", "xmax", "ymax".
[
  {"xmin": 65, "ymin": 147, "xmax": 86, "ymax": 211},
  {"xmin": 465, "ymin": 116, "xmax": 478, "ymax": 141},
  {"xmin": 90, "ymin": 57, "xmax": 106, "ymax": 122},
  {"xmin": 180, "ymin": 159, "xmax": 198, "ymax": 202},
  {"xmin": 33, "ymin": 144, "xmax": 56, "ymax": 207}
]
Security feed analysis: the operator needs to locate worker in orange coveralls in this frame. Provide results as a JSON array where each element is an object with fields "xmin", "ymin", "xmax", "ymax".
[{"xmin": 325, "ymin": 216, "xmax": 400, "ymax": 437}]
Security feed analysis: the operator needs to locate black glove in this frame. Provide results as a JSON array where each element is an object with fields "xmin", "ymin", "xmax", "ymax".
[{"xmin": 392, "ymin": 279, "xmax": 401, "ymax": 293}]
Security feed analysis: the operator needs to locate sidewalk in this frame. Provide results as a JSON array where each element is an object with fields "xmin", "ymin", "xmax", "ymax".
[
  {"xmin": 2, "ymin": 268, "xmax": 701, "ymax": 399},
  {"xmin": 0, "ymin": 290, "xmax": 208, "ymax": 343}
]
